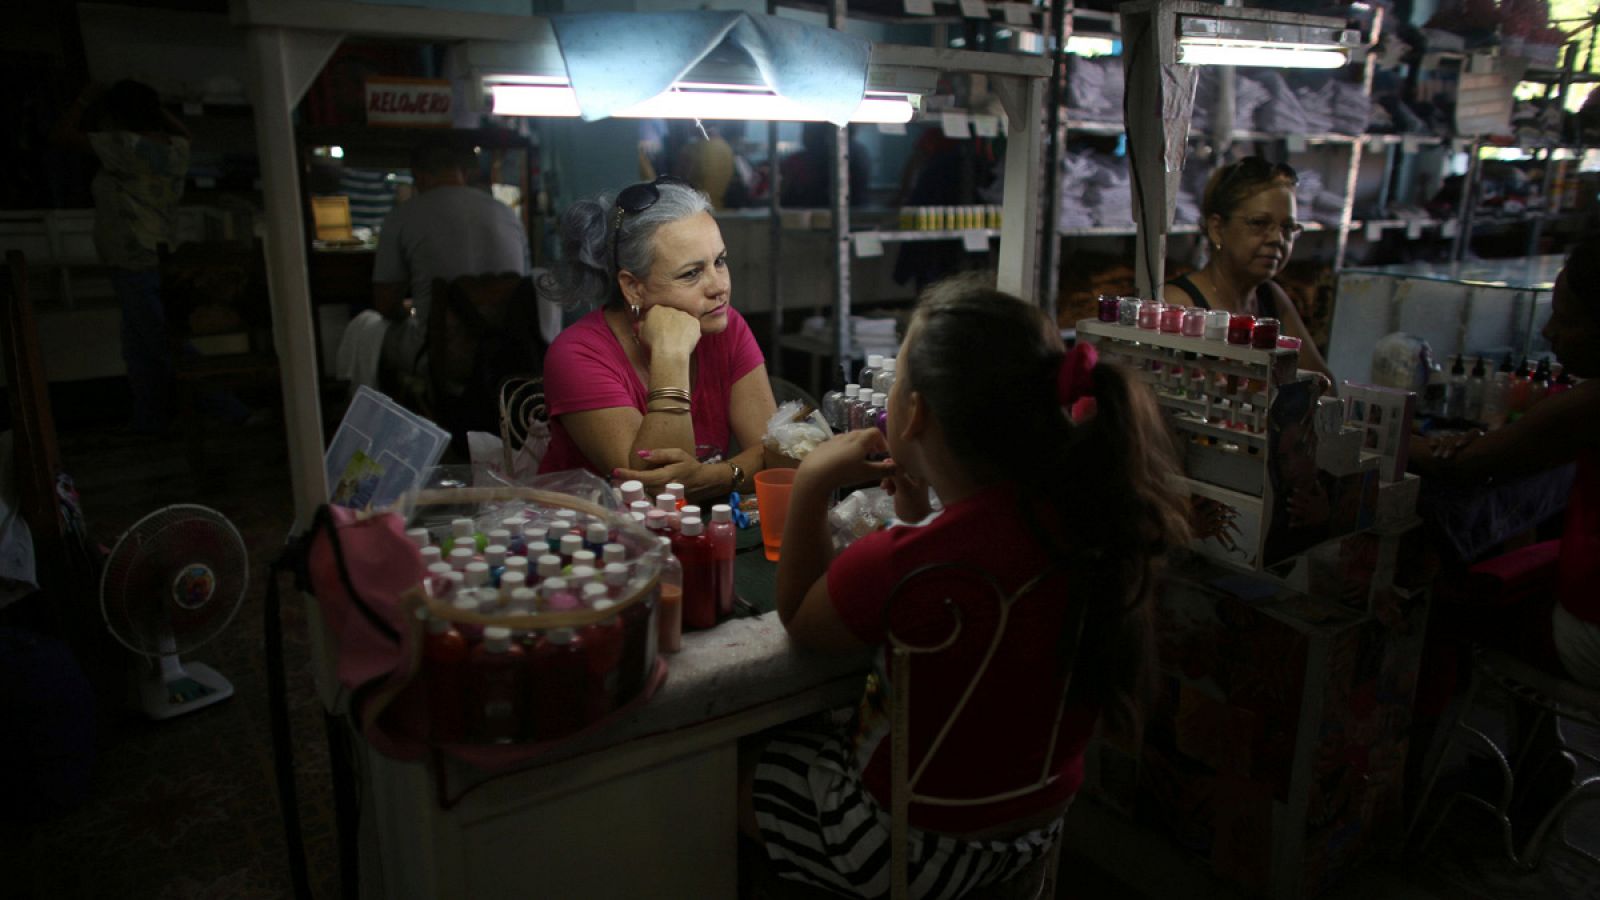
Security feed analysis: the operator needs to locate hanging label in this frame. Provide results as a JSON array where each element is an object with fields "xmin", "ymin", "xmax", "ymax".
[
  {"xmin": 1285, "ymin": 134, "xmax": 1308, "ymax": 153},
  {"xmin": 962, "ymin": 232, "xmax": 990, "ymax": 253},
  {"xmin": 1366, "ymin": 222, "xmax": 1383, "ymax": 241},
  {"xmin": 1003, "ymin": 2, "xmax": 1033, "ymax": 25},
  {"xmin": 853, "ymin": 233, "xmax": 885, "ymax": 258},
  {"xmin": 1406, "ymin": 220, "xmax": 1423, "ymax": 239},
  {"xmin": 941, "ymin": 111, "xmax": 972, "ymax": 138},
  {"xmin": 972, "ymin": 115, "xmax": 1000, "ymax": 137},
  {"xmin": 365, "ymin": 76, "xmax": 452, "ymax": 127},
  {"xmin": 878, "ymin": 121, "xmax": 906, "ymax": 136},
  {"xmin": 960, "ymin": 0, "xmax": 989, "ymax": 17},
  {"xmin": 903, "ymin": 0, "xmax": 935, "ymax": 14},
  {"xmin": 1442, "ymin": 220, "xmax": 1459, "ymax": 238}
]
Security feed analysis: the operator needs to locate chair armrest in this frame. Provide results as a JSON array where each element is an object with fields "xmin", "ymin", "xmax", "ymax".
[{"xmin": 1465, "ymin": 539, "xmax": 1562, "ymax": 608}]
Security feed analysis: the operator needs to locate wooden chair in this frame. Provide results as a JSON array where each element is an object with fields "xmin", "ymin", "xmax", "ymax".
[
  {"xmin": 497, "ymin": 375, "xmax": 548, "ymax": 479},
  {"xmin": 423, "ymin": 273, "xmax": 546, "ymax": 456},
  {"xmin": 158, "ymin": 239, "xmax": 279, "ymax": 472}
]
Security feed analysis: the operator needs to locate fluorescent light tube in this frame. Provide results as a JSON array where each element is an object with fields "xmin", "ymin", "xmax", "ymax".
[
  {"xmin": 489, "ymin": 82, "xmax": 915, "ymax": 124},
  {"xmin": 1175, "ymin": 42, "xmax": 1349, "ymax": 69}
]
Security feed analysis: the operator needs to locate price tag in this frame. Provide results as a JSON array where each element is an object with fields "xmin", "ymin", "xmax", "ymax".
[
  {"xmin": 941, "ymin": 111, "xmax": 972, "ymax": 138},
  {"xmin": 1003, "ymin": 2, "xmax": 1033, "ymax": 25},
  {"xmin": 1406, "ymin": 220, "xmax": 1423, "ymax": 239},
  {"xmin": 878, "ymin": 121, "xmax": 906, "ymax": 136},
  {"xmin": 1441, "ymin": 220, "xmax": 1459, "ymax": 238},
  {"xmin": 962, "ymin": 232, "xmax": 990, "ymax": 253},
  {"xmin": 1366, "ymin": 222, "xmax": 1383, "ymax": 241},
  {"xmin": 853, "ymin": 232, "xmax": 885, "ymax": 258},
  {"xmin": 959, "ymin": 0, "xmax": 989, "ymax": 18},
  {"xmin": 182, "ymin": 102, "xmax": 202, "ymax": 116},
  {"xmin": 972, "ymin": 115, "xmax": 1000, "ymax": 138},
  {"xmin": 1285, "ymin": 134, "xmax": 1308, "ymax": 153},
  {"xmin": 903, "ymin": 0, "xmax": 935, "ymax": 14}
]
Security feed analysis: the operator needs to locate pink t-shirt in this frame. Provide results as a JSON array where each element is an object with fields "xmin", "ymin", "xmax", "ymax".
[{"xmin": 539, "ymin": 307, "xmax": 766, "ymax": 475}]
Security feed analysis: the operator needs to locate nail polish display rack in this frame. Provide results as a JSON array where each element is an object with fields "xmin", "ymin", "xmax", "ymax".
[{"xmin": 1077, "ymin": 319, "xmax": 1378, "ymax": 572}]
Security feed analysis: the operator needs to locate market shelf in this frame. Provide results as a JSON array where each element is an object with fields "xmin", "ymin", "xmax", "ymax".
[{"xmin": 857, "ymin": 228, "xmax": 1000, "ymax": 242}]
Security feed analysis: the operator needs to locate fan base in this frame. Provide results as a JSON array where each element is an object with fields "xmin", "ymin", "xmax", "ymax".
[{"xmin": 140, "ymin": 661, "xmax": 234, "ymax": 720}]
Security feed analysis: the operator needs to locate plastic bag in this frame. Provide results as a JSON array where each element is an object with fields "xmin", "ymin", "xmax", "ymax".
[
  {"xmin": 763, "ymin": 400, "xmax": 832, "ymax": 461},
  {"xmin": 828, "ymin": 487, "xmax": 898, "ymax": 552}
]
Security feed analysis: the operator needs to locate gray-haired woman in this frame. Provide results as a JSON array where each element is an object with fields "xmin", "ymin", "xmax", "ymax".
[{"xmin": 537, "ymin": 177, "xmax": 777, "ymax": 501}]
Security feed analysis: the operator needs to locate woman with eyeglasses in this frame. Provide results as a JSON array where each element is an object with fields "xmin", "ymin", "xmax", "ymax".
[
  {"xmin": 537, "ymin": 178, "xmax": 777, "ymax": 499},
  {"xmin": 1163, "ymin": 156, "xmax": 1334, "ymax": 380}
]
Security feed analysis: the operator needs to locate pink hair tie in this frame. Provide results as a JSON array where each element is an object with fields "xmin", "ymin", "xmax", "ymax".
[{"xmin": 1057, "ymin": 343, "xmax": 1099, "ymax": 423}]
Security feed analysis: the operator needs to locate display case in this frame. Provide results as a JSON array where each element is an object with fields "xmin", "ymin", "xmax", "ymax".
[
  {"xmin": 1078, "ymin": 318, "xmax": 1379, "ymax": 571},
  {"xmin": 1327, "ymin": 254, "xmax": 1561, "ymax": 385}
]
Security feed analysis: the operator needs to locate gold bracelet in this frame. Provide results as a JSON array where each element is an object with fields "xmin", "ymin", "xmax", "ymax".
[
  {"xmin": 647, "ymin": 387, "xmax": 692, "ymax": 403},
  {"xmin": 646, "ymin": 404, "xmax": 691, "ymax": 415}
]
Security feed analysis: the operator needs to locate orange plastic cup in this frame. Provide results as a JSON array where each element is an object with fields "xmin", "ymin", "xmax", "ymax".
[{"xmin": 754, "ymin": 468, "xmax": 798, "ymax": 562}]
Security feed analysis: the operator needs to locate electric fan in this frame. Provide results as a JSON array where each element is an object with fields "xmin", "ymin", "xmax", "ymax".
[{"xmin": 99, "ymin": 504, "xmax": 249, "ymax": 719}]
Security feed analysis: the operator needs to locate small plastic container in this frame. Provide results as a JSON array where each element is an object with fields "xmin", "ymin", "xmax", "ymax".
[
  {"xmin": 1159, "ymin": 304, "xmax": 1184, "ymax": 334},
  {"xmin": 1137, "ymin": 300, "xmax": 1163, "ymax": 330},
  {"xmin": 1117, "ymin": 296, "xmax": 1140, "ymax": 326},
  {"xmin": 1227, "ymin": 314, "xmax": 1256, "ymax": 346},
  {"xmin": 1180, "ymin": 307, "xmax": 1206, "ymax": 337},
  {"xmin": 1097, "ymin": 295, "xmax": 1120, "ymax": 322},
  {"xmin": 1276, "ymin": 335, "xmax": 1303, "ymax": 350},
  {"xmin": 1204, "ymin": 309, "xmax": 1231, "ymax": 341},
  {"xmin": 1251, "ymin": 317, "xmax": 1281, "ymax": 349}
]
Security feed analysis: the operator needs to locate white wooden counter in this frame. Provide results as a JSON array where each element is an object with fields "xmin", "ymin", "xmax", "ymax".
[{"xmin": 356, "ymin": 612, "xmax": 871, "ymax": 899}]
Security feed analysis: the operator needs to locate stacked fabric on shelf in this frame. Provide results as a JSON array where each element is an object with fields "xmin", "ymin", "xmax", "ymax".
[
  {"xmin": 1293, "ymin": 168, "xmax": 1346, "ymax": 225},
  {"xmin": 1066, "ymin": 56, "xmax": 1124, "ymax": 125},
  {"xmin": 1057, "ymin": 148, "xmax": 1135, "ymax": 230},
  {"xmin": 1252, "ymin": 71, "xmax": 1310, "ymax": 134}
]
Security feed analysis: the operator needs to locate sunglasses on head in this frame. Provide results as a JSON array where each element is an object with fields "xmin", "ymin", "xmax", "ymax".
[
  {"xmin": 1217, "ymin": 156, "xmax": 1298, "ymax": 194},
  {"xmin": 611, "ymin": 176, "xmax": 693, "ymax": 273}
]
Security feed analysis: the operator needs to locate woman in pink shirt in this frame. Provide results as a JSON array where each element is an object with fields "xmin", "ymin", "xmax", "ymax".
[{"xmin": 538, "ymin": 178, "xmax": 777, "ymax": 500}]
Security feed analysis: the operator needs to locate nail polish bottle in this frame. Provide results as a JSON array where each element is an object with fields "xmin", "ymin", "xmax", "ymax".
[{"xmin": 467, "ymin": 626, "xmax": 524, "ymax": 743}]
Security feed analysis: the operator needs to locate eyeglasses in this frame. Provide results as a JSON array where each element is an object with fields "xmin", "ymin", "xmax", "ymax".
[
  {"xmin": 1231, "ymin": 214, "xmax": 1305, "ymax": 241},
  {"xmin": 611, "ymin": 176, "xmax": 692, "ymax": 273}
]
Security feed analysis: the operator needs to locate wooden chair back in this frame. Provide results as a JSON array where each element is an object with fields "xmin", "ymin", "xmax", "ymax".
[{"xmin": 883, "ymin": 562, "xmax": 1086, "ymax": 899}]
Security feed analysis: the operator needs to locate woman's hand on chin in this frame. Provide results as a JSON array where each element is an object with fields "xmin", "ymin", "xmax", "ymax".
[
  {"xmin": 613, "ymin": 447, "xmax": 709, "ymax": 497},
  {"xmin": 637, "ymin": 304, "xmax": 702, "ymax": 359}
]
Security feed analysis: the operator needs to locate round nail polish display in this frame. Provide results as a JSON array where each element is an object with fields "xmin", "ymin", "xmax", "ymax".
[
  {"xmin": 1180, "ymin": 307, "xmax": 1206, "ymax": 337},
  {"xmin": 1204, "ymin": 309, "xmax": 1231, "ymax": 341},
  {"xmin": 1159, "ymin": 304, "xmax": 1184, "ymax": 334},
  {"xmin": 1097, "ymin": 294, "xmax": 1120, "ymax": 322},
  {"xmin": 1117, "ymin": 296, "xmax": 1140, "ymax": 326},
  {"xmin": 1137, "ymin": 300, "xmax": 1162, "ymax": 330},
  {"xmin": 1251, "ymin": 317, "xmax": 1280, "ymax": 349}
]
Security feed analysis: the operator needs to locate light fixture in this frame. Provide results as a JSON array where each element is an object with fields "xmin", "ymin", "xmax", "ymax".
[
  {"xmin": 330, "ymin": 145, "xmax": 345, "ymax": 159},
  {"xmin": 487, "ymin": 77, "xmax": 916, "ymax": 124},
  {"xmin": 1065, "ymin": 35, "xmax": 1118, "ymax": 57},
  {"xmin": 1175, "ymin": 12, "xmax": 1358, "ymax": 69}
]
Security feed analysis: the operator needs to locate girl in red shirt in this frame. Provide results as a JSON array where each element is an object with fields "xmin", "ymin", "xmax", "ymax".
[{"xmin": 740, "ymin": 275, "xmax": 1190, "ymax": 897}]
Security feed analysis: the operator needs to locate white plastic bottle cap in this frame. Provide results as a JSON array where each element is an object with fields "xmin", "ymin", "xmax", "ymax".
[
  {"xmin": 464, "ymin": 562, "xmax": 490, "ymax": 588},
  {"xmin": 882, "ymin": 358, "xmax": 897, "ymax": 372},
  {"xmin": 657, "ymin": 536, "xmax": 673, "ymax": 549},
  {"xmin": 870, "ymin": 392, "xmax": 885, "ymax": 408},
  {"xmin": 542, "ymin": 577, "xmax": 569, "ymax": 594},
  {"xmin": 427, "ymin": 562, "xmax": 453, "ymax": 578},
  {"xmin": 867, "ymin": 354, "xmax": 884, "ymax": 368},
  {"xmin": 444, "ymin": 571, "xmax": 465, "ymax": 589},
  {"xmin": 419, "ymin": 546, "xmax": 443, "ymax": 567},
  {"xmin": 604, "ymin": 562, "xmax": 629, "ymax": 585},
  {"xmin": 484, "ymin": 545, "xmax": 507, "ymax": 567},
  {"xmin": 583, "ymin": 583, "xmax": 609, "ymax": 603},
  {"xmin": 845, "ymin": 383, "xmax": 860, "ymax": 397},
  {"xmin": 646, "ymin": 509, "xmax": 668, "ymax": 530},
  {"xmin": 453, "ymin": 536, "xmax": 476, "ymax": 552},
  {"xmin": 656, "ymin": 494, "xmax": 678, "ymax": 513},
  {"xmin": 665, "ymin": 482, "xmax": 686, "ymax": 500},
  {"xmin": 501, "ymin": 516, "xmax": 527, "ymax": 536},
  {"xmin": 505, "ymin": 556, "xmax": 529, "ymax": 575},
  {"xmin": 560, "ymin": 534, "xmax": 584, "ymax": 556},
  {"xmin": 570, "ymin": 565, "xmax": 598, "ymax": 585},
  {"xmin": 500, "ymin": 570, "xmax": 527, "ymax": 593},
  {"xmin": 711, "ymin": 504, "xmax": 733, "ymax": 523},
  {"xmin": 482, "ymin": 627, "xmax": 512, "ymax": 650},
  {"xmin": 449, "ymin": 548, "xmax": 475, "ymax": 570},
  {"xmin": 586, "ymin": 523, "xmax": 610, "ymax": 545},
  {"xmin": 602, "ymin": 543, "xmax": 627, "ymax": 564},
  {"xmin": 680, "ymin": 505, "xmax": 702, "ymax": 521},
  {"xmin": 556, "ymin": 509, "xmax": 578, "ymax": 522},
  {"xmin": 629, "ymin": 500, "xmax": 652, "ymax": 516},
  {"xmin": 526, "ymin": 525, "xmax": 549, "ymax": 544},
  {"xmin": 571, "ymin": 550, "xmax": 597, "ymax": 568},
  {"xmin": 536, "ymin": 554, "xmax": 563, "ymax": 578},
  {"xmin": 619, "ymin": 479, "xmax": 645, "ymax": 497},
  {"xmin": 681, "ymin": 516, "xmax": 704, "ymax": 536},
  {"xmin": 510, "ymin": 587, "xmax": 538, "ymax": 607},
  {"xmin": 591, "ymin": 598, "xmax": 617, "ymax": 616},
  {"xmin": 451, "ymin": 518, "xmax": 475, "ymax": 538},
  {"xmin": 630, "ymin": 512, "xmax": 647, "ymax": 524},
  {"xmin": 487, "ymin": 529, "xmax": 512, "ymax": 546},
  {"xmin": 405, "ymin": 527, "xmax": 430, "ymax": 548}
]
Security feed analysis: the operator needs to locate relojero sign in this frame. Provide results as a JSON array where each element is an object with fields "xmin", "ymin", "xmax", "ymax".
[{"xmin": 365, "ymin": 77, "xmax": 452, "ymax": 127}]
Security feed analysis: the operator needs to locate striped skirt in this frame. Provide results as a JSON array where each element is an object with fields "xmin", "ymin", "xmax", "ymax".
[{"xmin": 751, "ymin": 725, "xmax": 1061, "ymax": 899}]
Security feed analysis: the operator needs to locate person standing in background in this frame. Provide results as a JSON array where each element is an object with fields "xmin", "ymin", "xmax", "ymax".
[
  {"xmin": 51, "ymin": 79, "xmax": 215, "ymax": 434},
  {"xmin": 371, "ymin": 139, "xmax": 531, "ymax": 392}
]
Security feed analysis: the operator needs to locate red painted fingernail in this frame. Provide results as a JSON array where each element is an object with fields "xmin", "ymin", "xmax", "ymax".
[
  {"xmin": 611, "ymin": 469, "xmax": 622, "ymax": 478},
  {"xmin": 637, "ymin": 450, "xmax": 651, "ymax": 458}
]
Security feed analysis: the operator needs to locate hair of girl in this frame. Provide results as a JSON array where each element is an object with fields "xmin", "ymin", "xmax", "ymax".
[
  {"xmin": 903, "ymin": 273, "xmax": 1191, "ymax": 739},
  {"xmin": 538, "ymin": 181, "xmax": 714, "ymax": 310}
]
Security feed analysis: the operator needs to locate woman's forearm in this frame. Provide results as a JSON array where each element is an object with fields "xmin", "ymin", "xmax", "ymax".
[{"xmin": 629, "ymin": 349, "xmax": 696, "ymax": 456}]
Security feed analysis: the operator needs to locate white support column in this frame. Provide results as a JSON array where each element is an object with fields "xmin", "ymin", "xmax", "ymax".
[
  {"xmin": 995, "ymin": 74, "xmax": 1045, "ymax": 304},
  {"xmin": 245, "ymin": 26, "xmax": 342, "ymax": 527}
]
